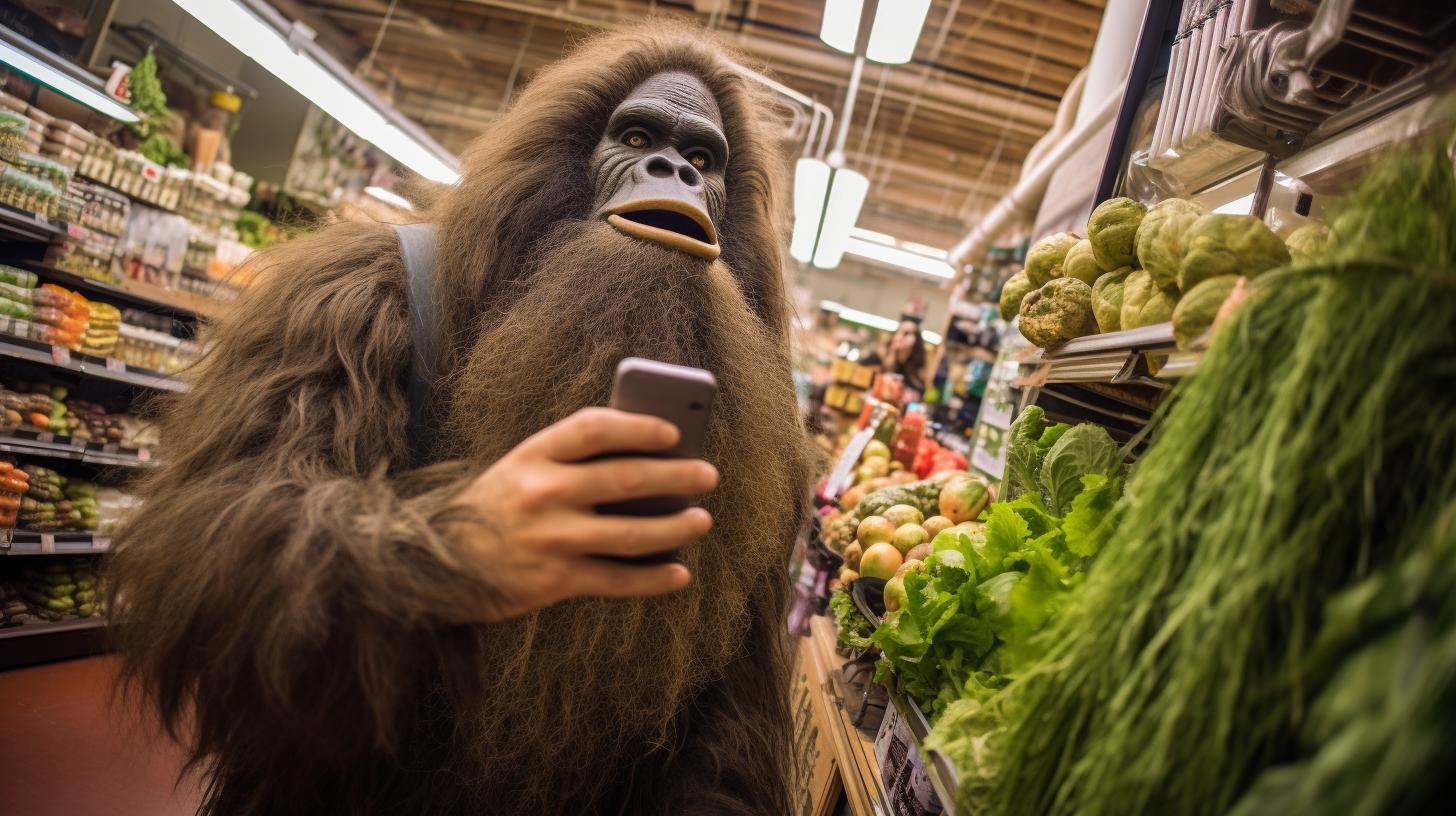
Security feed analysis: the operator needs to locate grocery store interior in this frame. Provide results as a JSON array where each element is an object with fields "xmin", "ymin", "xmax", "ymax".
[{"xmin": 1, "ymin": 1, "xmax": 1453, "ymax": 815}]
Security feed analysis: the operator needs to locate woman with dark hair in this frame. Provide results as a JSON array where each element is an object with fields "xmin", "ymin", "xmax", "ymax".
[{"xmin": 885, "ymin": 315, "xmax": 928, "ymax": 402}]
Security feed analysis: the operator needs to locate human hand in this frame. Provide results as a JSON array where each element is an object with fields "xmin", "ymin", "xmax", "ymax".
[{"xmin": 449, "ymin": 407, "xmax": 717, "ymax": 622}]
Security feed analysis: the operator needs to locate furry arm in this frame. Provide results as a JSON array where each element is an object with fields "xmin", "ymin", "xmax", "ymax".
[{"xmin": 109, "ymin": 222, "xmax": 494, "ymax": 758}]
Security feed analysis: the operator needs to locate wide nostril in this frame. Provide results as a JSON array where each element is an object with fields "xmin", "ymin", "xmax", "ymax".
[
  {"xmin": 678, "ymin": 165, "xmax": 701, "ymax": 187},
  {"xmin": 645, "ymin": 156, "xmax": 675, "ymax": 178}
]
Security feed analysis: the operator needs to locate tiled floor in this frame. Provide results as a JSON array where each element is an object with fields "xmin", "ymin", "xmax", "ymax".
[{"xmin": 0, "ymin": 655, "xmax": 200, "ymax": 815}]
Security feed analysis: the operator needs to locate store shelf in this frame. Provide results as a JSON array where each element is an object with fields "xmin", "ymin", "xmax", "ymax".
[
  {"xmin": 807, "ymin": 616, "xmax": 890, "ymax": 816},
  {"xmin": 887, "ymin": 689, "xmax": 961, "ymax": 816},
  {"xmin": 0, "ymin": 334, "xmax": 188, "ymax": 392},
  {"xmin": 1016, "ymin": 323, "xmax": 1178, "ymax": 388},
  {"xmin": 0, "ymin": 202, "xmax": 64, "ymax": 243},
  {"xmin": 0, "ymin": 616, "xmax": 104, "ymax": 640},
  {"xmin": 76, "ymin": 173, "xmax": 182, "ymax": 216},
  {"xmin": 0, "ymin": 615, "xmax": 107, "ymax": 668},
  {"xmin": 0, "ymin": 433, "xmax": 154, "ymax": 467},
  {"xmin": 4, "ymin": 531, "xmax": 112, "ymax": 555},
  {"xmin": 20, "ymin": 262, "xmax": 203, "ymax": 319}
]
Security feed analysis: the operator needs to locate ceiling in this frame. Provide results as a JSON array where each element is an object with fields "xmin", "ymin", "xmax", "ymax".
[{"xmin": 276, "ymin": 0, "xmax": 1106, "ymax": 252}]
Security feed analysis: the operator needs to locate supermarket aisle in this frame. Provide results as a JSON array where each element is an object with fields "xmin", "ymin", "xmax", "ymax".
[{"xmin": 0, "ymin": 655, "xmax": 199, "ymax": 815}]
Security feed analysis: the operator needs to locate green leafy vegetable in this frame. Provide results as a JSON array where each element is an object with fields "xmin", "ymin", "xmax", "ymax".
[
  {"xmin": 1036, "ymin": 424, "xmax": 1124, "ymax": 516},
  {"xmin": 982, "ymin": 134, "xmax": 1456, "ymax": 816},
  {"xmin": 1001, "ymin": 407, "xmax": 1070, "ymax": 502},
  {"xmin": 828, "ymin": 589, "xmax": 875, "ymax": 652}
]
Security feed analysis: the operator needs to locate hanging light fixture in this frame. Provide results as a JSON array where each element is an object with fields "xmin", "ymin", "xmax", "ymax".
[
  {"xmin": 819, "ymin": 0, "xmax": 931, "ymax": 65},
  {"xmin": 0, "ymin": 33, "xmax": 138, "ymax": 122},
  {"xmin": 812, "ymin": 168, "xmax": 869, "ymax": 268},
  {"xmin": 172, "ymin": 0, "xmax": 460, "ymax": 184},
  {"xmin": 790, "ymin": 157, "xmax": 832, "ymax": 262}
]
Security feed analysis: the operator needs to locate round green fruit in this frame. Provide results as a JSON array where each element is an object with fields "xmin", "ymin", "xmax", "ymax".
[
  {"xmin": 893, "ymin": 523, "xmax": 929, "ymax": 555},
  {"xmin": 859, "ymin": 542, "xmax": 903, "ymax": 580},
  {"xmin": 921, "ymin": 516, "xmax": 954, "ymax": 538},
  {"xmin": 1088, "ymin": 197, "xmax": 1148, "ymax": 271},
  {"xmin": 1063, "ymin": 238, "xmax": 1103, "ymax": 285},
  {"xmin": 857, "ymin": 515, "xmax": 896, "ymax": 547},
  {"xmin": 863, "ymin": 440, "xmax": 891, "ymax": 462},
  {"xmin": 882, "ymin": 504, "xmax": 924, "ymax": 528},
  {"xmin": 999, "ymin": 272, "xmax": 1036, "ymax": 321},
  {"xmin": 1024, "ymin": 232, "xmax": 1081, "ymax": 287},
  {"xmin": 1179, "ymin": 214, "xmax": 1290, "ymax": 291},
  {"xmin": 1136, "ymin": 198, "xmax": 1207, "ymax": 289},
  {"xmin": 1092, "ymin": 266, "xmax": 1133, "ymax": 333},
  {"xmin": 1172, "ymin": 274, "xmax": 1239, "ymax": 351},
  {"xmin": 940, "ymin": 475, "xmax": 995, "ymax": 523}
]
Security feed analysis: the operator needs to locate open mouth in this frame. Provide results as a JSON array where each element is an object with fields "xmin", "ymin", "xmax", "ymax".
[{"xmin": 605, "ymin": 198, "xmax": 720, "ymax": 260}]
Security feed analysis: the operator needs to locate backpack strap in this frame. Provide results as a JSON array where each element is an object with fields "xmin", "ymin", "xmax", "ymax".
[{"xmin": 391, "ymin": 222, "xmax": 439, "ymax": 468}]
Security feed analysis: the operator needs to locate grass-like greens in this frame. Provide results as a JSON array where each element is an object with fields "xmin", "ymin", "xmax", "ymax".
[{"xmin": 978, "ymin": 135, "xmax": 1456, "ymax": 816}]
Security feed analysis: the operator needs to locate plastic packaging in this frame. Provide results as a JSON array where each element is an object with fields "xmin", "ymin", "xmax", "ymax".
[
  {"xmin": 0, "ymin": 109, "xmax": 29, "ymax": 162},
  {"xmin": 23, "ymin": 106, "xmax": 54, "ymax": 127}
]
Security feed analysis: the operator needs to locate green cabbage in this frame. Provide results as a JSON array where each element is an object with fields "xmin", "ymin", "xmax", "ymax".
[
  {"xmin": 1088, "ymin": 197, "xmax": 1147, "ymax": 271},
  {"xmin": 1019, "ymin": 277, "xmax": 1098, "ymax": 349},
  {"xmin": 1136, "ymin": 198, "xmax": 1208, "ymax": 290},
  {"xmin": 1024, "ymin": 232, "xmax": 1080, "ymax": 287},
  {"xmin": 1120, "ymin": 269, "xmax": 1181, "ymax": 329},
  {"xmin": 1179, "ymin": 213, "xmax": 1290, "ymax": 291},
  {"xmin": 1092, "ymin": 266, "xmax": 1133, "ymax": 333},
  {"xmin": 1063, "ymin": 239, "xmax": 1102, "ymax": 285},
  {"xmin": 999, "ymin": 271, "xmax": 1036, "ymax": 320}
]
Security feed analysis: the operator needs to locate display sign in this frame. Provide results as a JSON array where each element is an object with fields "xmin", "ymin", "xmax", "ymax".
[
  {"xmin": 873, "ymin": 705, "xmax": 944, "ymax": 816},
  {"xmin": 968, "ymin": 330, "xmax": 1034, "ymax": 481},
  {"xmin": 826, "ymin": 427, "xmax": 874, "ymax": 498}
]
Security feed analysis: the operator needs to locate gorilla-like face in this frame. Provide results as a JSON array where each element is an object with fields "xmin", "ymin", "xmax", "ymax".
[{"xmin": 591, "ymin": 72, "xmax": 728, "ymax": 260}]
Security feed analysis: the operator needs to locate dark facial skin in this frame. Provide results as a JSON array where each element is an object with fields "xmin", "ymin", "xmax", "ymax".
[{"xmin": 592, "ymin": 72, "xmax": 729, "ymax": 254}]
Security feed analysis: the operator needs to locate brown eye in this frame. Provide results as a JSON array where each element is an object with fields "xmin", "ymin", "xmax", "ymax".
[
  {"xmin": 688, "ymin": 154, "xmax": 708, "ymax": 169},
  {"xmin": 623, "ymin": 131, "xmax": 649, "ymax": 148}
]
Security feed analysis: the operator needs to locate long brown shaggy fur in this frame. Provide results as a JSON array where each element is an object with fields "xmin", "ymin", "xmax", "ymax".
[{"xmin": 106, "ymin": 18, "xmax": 815, "ymax": 816}]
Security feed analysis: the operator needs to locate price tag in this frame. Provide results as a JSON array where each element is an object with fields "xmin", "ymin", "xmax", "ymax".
[
  {"xmin": 70, "ymin": 436, "xmax": 87, "ymax": 449},
  {"xmin": 105, "ymin": 357, "xmax": 126, "ymax": 373},
  {"xmin": 35, "ymin": 213, "xmax": 50, "ymax": 226},
  {"xmin": 36, "ymin": 431, "xmax": 54, "ymax": 444},
  {"xmin": 136, "ymin": 448, "xmax": 151, "ymax": 462},
  {"xmin": 102, "ymin": 442, "xmax": 120, "ymax": 453},
  {"xmin": 40, "ymin": 533, "xmax": 55, "ymax": 554},
  {"xmin": 826, "ymin": 428, "xmax": 874, "ymax": 498},
  {"xmin": 92, "ymin": 536, "xmax": 112, "ymax": 552},
  {"xmin": 67, "ymin": 222, "xmax": 87, "ymax": 238},
  {"xmin": 51, "ymin": 345, "xmax": 71, "ymax": 366}
]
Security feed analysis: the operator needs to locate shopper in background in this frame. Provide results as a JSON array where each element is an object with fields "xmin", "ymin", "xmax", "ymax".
[
  {"xmin": 885, "ymin": 315, "xmax": 928, "ymax": 402},
  {"xmin": 106, "ymin": 20, "xmax": 816, "ymax": 816}
]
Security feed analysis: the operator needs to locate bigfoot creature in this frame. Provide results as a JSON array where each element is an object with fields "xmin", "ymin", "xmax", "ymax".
[{"xmin": 107, "ymin": 20, "xmax": 816, "ymax": 816}]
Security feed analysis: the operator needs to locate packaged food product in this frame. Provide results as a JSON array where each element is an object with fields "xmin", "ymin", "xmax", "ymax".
[
  {"xmin": 0, "ymin": 91, "xmax": 26, "ymax": 113},
  {"xmin": 41, "ymin": 143, "xmax": 83, "ymax": 168},
  {"xmin": 0, "ymin": 298, "xmax": 32, "ymax": 321},
  {"xmin": 0, "ymin": 265, "xmax": 36, "ymax": 288},
  {"xmin": 0, "ymin": 110, "xmax": 29, "ymax": 162},
  {"xmin": 10, "ymin": 150, "xmax": 74, "ymax": 187},
  {"xmin": 0, "ymin": 165, "xmax": 60, "ymax": 214},
  {"xmin": 0, "ymin": 281, "xmax": 33, "ymax": 303},
  {"xmin": 23, "ymin": 106, "xmax": 54, "ymax": 127},
  {"xmin": 43, "ymin": 125, "xmax": 91, "ymax": 151}
]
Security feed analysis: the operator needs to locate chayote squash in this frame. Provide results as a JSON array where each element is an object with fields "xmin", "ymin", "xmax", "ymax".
[
  {"xmin": 1120, "ymin": 269, "xmax": 1180, "ymax": 330},
  {"xmin": 1088, "ymin": 197, "xmax": 1148, "ymax": 271},
  {"xmin": 1024, "ymin": 232, "xmax": 1081, "ymax": 287},
  {"xmin": 1091, "ymin": 266, "xmax": 1133, "ymax": 333},
  {"xmin": 1063, "ymin": 238, "xmax": 1103, "ymax": 285},
  {"xmin": 1019, "ymin": 277, "xmax": 1098, "ymax": 348},
  {"xmin": 1179, "ymin": 213, "xmax": 1290, "ymax": 291},
  {"xmin": 1172, "ymin": 274, "xmax": 1239, "ymax": 350},
  {"xmin": 999, "ymin": 271, "xmax": 1036, "ymax": 321},
  {"xmin": 1136, "ymin": 198, "xmax": 1208, "ymax": 290},
  {"xmin": 1285, "ymin": 222, "xmax": 1329, "ymax": 264}
]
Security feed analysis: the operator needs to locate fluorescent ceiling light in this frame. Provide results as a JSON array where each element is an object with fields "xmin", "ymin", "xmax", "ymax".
[
  {"xmin": 845, "ymin": 237, "xmax": 955, "ymax": 278},
  {"xmin": 850, "ymin": 227, "xmax": 896, "ymax": 246},
  {"xmin": 0, "ymin": 40, "xmax": 138, "ymax": 122},
  {"xmin": 791, "ymin": 158, "xmax": 831, "ymax": 262},
  {"xmin": 821, "ymin": 300, "xmax": 898, "ymax": 332},
  {"xmin": 866, "ymin": 0, "xmax": 932, "ymax": 64},
  {"xmin": 819, "ymin": 0, "xmax": 863, "ymax": 54},
  {"xmin": 821, "ymin": 300, "xmax": 940, "ymax": 345},
  {"xmin": 173, "ymin": 0, "xmax": 459, "ymax": 184},
  {"xmin": 900, "ymin": 241, "xmax": 947, "ymax": 260},
  {"xmin": 1213, "ymin": 193, "xmax": 1256, "ymax": 215},
  {"xmin": 364, "ymin": 186, "xmax": 413, "ymax": 210},
  {"xmin": 813, "ymin": 168, "xmax": 870, "ymax": 268}
]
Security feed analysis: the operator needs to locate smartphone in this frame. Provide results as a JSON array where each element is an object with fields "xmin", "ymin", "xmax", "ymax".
[{"xmin": 596, "ymin": 358, "xmax": 717, "ymax": 563}]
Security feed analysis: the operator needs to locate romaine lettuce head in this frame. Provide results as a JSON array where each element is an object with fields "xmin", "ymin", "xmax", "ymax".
[{"xmin": 1037, "ymin": 423, "xmax": 1125, "ymax": 516}]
